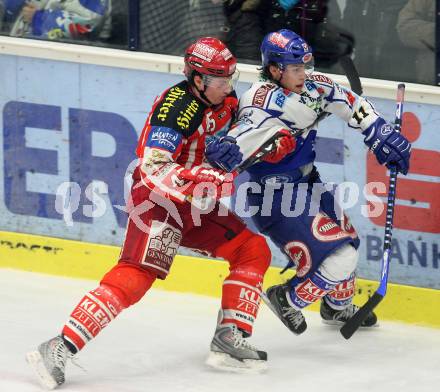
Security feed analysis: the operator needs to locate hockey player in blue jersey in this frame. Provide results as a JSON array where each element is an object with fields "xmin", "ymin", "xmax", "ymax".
[{"xmin": 206, "ymin": 29, "xmax": 411, "ymax": 334}]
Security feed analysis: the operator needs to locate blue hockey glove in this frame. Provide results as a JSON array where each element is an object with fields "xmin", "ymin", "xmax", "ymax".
[
  {"xmin": 363, "ymin": 118, "xmax": 411, "ymax": 175},
  {"xmin": 206, "ymin": 136, "xmax": 243, "ymax": 172}
]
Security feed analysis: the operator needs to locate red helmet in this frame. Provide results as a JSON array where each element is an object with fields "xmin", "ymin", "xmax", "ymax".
[{"xmin": 184, "ymin": 37, "xmax": 237, "ymax": 77}]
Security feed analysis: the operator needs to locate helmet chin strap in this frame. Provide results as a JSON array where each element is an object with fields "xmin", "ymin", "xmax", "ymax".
[
  {"xmin": 189, "ymin": 71, "xmax": 213, "ymax": 106},
  {"xmin": 198, "ymin": 85, "xmax": 213, "ymax": 106}
]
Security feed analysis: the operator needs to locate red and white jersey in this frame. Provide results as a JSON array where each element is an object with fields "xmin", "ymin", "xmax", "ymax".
[{"xmin": 134, "ymin": 80, "xmax": 237, "ymax": 203}]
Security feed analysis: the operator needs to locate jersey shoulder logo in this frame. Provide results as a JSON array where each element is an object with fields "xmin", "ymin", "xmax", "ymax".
[
  {"xmin": 252, "ymin": 84, "xmax": 273, "ymax": 107},
  {"xmin": 146, "ymin": 126, "xmax": 182, "ymax": 153},
  {"xmin": 311, "ymin": 74, "xmax": 334, "ymax": 86}
]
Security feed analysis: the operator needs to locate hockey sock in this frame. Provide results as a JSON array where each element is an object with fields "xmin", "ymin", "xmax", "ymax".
[
  {"xmin": 324, "ymin": 273, "xmax": 356, "ymax": 310},
  {"xmin": 221, "ymin": 269, "xmax": 263, "ymax": 336},
  {"xmin": 215, "ymin": 229, "xmax": 271, "ymax": 336},
  {"xmin": 288, "ymin": 269, "xmax": 338, "ymax": 310},
  {"xmin": 288, "ymin": 243, "xmax": 359, "ymax": 310},
  {"xmin": 62, "ymin": 263, "xmax": 156, "ymax": 352},
  {"xmin": 62, "ymin": 285, "xmax": 126, "ymax": 352}
]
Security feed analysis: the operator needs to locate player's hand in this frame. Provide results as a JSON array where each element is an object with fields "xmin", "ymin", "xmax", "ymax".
[
  {"xmin": 205, "ymin": 136, "xmax": 243, "ymax": 172},
  {"xmin": 263, "ymin": 129, "xmax": 296, "ymax": 163},
  {"xmin": 363, "ymin": 118, "xmax": 411, "ymax": 174},
  {"xmin": 179, "ymin": 166, "xmax": 236, "ymax": 204},
  {"xmin": 178, "ymin": 166, "xmax": 235, "ymax": 187}
]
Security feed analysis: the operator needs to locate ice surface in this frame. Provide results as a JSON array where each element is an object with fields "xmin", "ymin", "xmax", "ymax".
[{"xmin": 1, "ymin": 269, "xmax": 439, "ymax": 392}]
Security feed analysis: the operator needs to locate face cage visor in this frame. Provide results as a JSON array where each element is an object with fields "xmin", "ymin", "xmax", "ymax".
[
  {"xmin": 280, "ymin": 58, "xmax": 315, "ymax": 76},
  {"xmin": 201, "ymin": 70, "xmax": 240, "ymax": 92}
]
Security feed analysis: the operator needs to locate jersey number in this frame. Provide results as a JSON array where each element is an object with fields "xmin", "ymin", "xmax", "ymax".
[{"xmin": 353, "ymin": 106, "xmax": 369, "ymax": 125}]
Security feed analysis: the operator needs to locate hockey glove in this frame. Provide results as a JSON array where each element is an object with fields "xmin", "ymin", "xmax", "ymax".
[
  {"xmin": 363, "ymin": 117, "xmax": 411, "ymax": 175},
  {"xmin": 205, "ymin": 136, "xmax": 243, "ymax": 172},
  {"xmin": 263, "ymin": 129, "xmax": 297, "ymax": 163},
  {"xmin": 177, "ymin": 166, "xmax": 234, "ymax": 187},
  {"xmin": 178, "ymin": 166, "xmax": 236, "ymax": 204}
]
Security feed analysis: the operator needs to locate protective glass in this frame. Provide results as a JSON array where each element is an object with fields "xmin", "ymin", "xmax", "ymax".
[{"xmin": 202, "ymin": 70, "xmax": 240, "ymax": 91}]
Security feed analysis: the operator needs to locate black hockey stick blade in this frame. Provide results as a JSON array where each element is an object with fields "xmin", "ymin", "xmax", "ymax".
[
  {"xmin": 340, "ymin": 293, "xmax": 384, "ymax": 339},
  {"xmin": 339, "ymin": 55, "xmax": 363, "ymax": 96}
]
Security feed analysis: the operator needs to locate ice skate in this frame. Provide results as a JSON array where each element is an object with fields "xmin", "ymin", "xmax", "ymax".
[
  {"xmin": 207, "ymin": 322, "xmax": 267, "ymax": 373},
  {"xmin": 320, "ymin": 299, "xmax": 378, "ymax": 327},
  {"xmin": 26, "ymin": 335, "xmax": 72, "ymax": 390},
  {"xmin": 265, "ymin": 283, "xmax": 307, "ymax": 335}
]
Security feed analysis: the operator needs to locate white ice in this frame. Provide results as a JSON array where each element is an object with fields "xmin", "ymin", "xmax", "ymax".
[{"xmin": 1, "ymin": 269, "xmax": 439, "ymax": 392}]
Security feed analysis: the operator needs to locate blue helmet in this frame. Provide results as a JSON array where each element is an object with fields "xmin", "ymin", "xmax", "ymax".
[{"xmin": 261, "ymin": 29, "xmax": 313, "ymax": 68}]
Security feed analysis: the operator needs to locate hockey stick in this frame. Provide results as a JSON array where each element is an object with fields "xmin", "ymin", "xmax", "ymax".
[
  {"xmin": 235, "ymin": 131, "xmax": 295, "ymax": 174},
  {"xmin": 339, "ymin": 55, "xmax": 363, "ymax": 96},
  {"xmin": 340, "ymin": 83, "xmax": 405, "ymax": 340},
  {"xmin": 235, "ymin": 112, "xmax": 329, "ymax": 174}
]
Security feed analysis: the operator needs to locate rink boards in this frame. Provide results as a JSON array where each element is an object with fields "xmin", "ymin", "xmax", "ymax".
[
  {"xmin": 0, "ymin": 38, "xmax": 439, "ymax": 291},
  {"xmin": 0, "ymin": 37, "xmax": 438, "ymax": 323},
  {"xmin": 0, "ymin": 230, "xmax": 439, "ymax": 329}
]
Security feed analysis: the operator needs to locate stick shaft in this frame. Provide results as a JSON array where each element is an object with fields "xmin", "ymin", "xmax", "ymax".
[{"xmin": 340, "ymin": 83, "xmax": 406, "ymax": 339}]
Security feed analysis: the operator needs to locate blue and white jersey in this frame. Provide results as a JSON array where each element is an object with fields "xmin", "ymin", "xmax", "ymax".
[{"xmin": 228, "ymin": 73, "xmax": 381, "ymax": 182}]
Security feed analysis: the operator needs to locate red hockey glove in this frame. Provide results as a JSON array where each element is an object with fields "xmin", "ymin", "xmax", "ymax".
[
  {"xmin": 178, "ymin": 167, "xmax": 233, "ymax": 186},
  {"xmin": 142, "ymin": 163, "xmax": 235, "ymax": 205},
  {"xmin": 178, "ymin": 166, "xmax": 237, "ymax": 201},
  {"xmin": 263, "ymin": 129, "xmax": 296, "ymax": 163}
]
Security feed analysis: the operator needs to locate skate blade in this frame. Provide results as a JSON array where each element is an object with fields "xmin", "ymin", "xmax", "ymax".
[
  {"xmin": 206, "ymin": 351, "xmax": 267, "ymax": 374},
  {"xmin": 321, "ymin": 319, "xmax": 380, "ymax": 328},
  {"xmin": 26, "ymin": 350, "xmax": 58, "ymax": 390}
]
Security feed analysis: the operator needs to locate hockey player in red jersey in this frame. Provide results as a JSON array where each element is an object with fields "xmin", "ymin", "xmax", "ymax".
[{"xmin": 26, "ymin": 37, "xmax": 271, "ymax": 389}]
